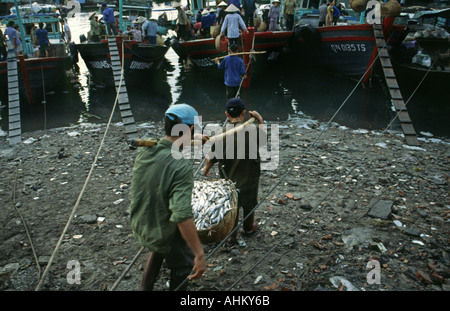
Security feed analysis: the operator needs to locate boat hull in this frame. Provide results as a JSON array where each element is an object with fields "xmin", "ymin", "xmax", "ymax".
[
  {"xmin": 293, "ymin": 24, "xmax": 405, "ymax": 79},
  {"xmin": 76, "ymin": 39, "xmax": 170, "ymax": 86},
  {"xmin": 170, "ymin": 30, "xmax": 295, "ymax": 70},
  {"xmin": 0, "ymin": 56, "xmax": 72, "ymax": 103}
]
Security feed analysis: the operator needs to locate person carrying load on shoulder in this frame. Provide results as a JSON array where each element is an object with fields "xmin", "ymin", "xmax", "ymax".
[
  {"xmin": 203, "ymin": 98, "xmax": 266, "ymax": 244},
  {"xmin": 215, "ymin": 43, "xmax": 247, "ymax": 103},
  {"xmin": 220, "ymin": 4, "xmax": 248, "ymax": 47},
  {"xmin": 129, "ymin": 104, "xmax": 207, "ymax": 291}
]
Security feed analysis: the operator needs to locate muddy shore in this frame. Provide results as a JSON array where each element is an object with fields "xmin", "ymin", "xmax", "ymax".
[{"xmin": 0, "ymin": 115, "xmax": 448, "ymax": 292}]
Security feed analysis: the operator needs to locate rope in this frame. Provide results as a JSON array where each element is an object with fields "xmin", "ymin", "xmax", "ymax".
[
  {"xmin": 40, "ymin": 63, "xmax": 47, "ymax": 131},
  {"xmin": 34, "ymin": 36, "xmax": 126, "ymax": 291},
  {"xmin": 12, "ymin": 162, "xmax": 42, "ymax": 283},
  {"xmin": 225, "ymin": 31, "xmax": 435, "ymax": 290}
]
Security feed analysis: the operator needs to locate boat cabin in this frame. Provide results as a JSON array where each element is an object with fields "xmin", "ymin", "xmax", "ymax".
[{"xmin": 0, "ymin": 4, "xmax": 67, "ymax": 58}]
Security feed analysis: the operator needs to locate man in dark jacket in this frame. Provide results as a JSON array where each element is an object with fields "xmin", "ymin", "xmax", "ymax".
[
  {"xmin": 203, "ymin": 98, "xmax": 265, "ymax": 244},
  {"xmin": 242, "ymin": 0, "xmax": 256, "ymax": 27}
]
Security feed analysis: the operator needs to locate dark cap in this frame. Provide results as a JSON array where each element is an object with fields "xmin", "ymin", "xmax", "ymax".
[{"xmin": 226, "ymin": 98, "xmax": 245, "ymax": 116}]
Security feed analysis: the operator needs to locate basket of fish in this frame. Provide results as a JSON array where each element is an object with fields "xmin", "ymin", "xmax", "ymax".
[{"xmin": 192, "ymin": 179, "xmax": 238, "ymax": 244}]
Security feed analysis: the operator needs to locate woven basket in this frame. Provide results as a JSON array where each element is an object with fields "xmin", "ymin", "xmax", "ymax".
[
  {"xmin": 381, "ymin": 0, "xmax": 402, "ymax": 17},
  {"xmin": 195, "ymin": 180, "xmax": 239, "ymax": 244},
  {"xmin": 349, "ymin": 0, "xmax": 368, "ymax": 13}
]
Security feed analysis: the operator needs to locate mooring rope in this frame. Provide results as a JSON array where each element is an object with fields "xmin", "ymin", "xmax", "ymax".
[
  {"xmin": 225, "ymin": 35, "xmax": 437, "ymax": 291},
  {"xmin": 34, "ymin": 36, "xmax": 126, "ymax": 291}
]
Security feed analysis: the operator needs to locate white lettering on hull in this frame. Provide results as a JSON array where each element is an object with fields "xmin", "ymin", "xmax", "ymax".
[{"xmin": 330, "ymin": 43, "xmax": 367, "ymax": 53}]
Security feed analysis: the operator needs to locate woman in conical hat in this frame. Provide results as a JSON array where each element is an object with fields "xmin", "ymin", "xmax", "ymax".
[{"xmin": 220, "ymin": 4, "xmax": 247, "ymax": 46}]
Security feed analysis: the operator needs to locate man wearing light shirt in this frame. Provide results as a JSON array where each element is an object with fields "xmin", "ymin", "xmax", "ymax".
[
  {"xmin": 142, "ymin": 18, "xmax": 159, "ymax": 45},
  {"xmin": 220, "ymin": 4, "xmax": 248, "ymax": 47}
]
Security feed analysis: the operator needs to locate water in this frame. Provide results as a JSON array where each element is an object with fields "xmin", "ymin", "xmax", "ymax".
[{"xmin": 1, "ymin": 13, "xmax": 449, "ymax": 139}]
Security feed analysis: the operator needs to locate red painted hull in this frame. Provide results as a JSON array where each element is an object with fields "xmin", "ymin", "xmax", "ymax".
[{"xmin": 293, "ymin": 23, "xmax": 406, "ymax": 79}]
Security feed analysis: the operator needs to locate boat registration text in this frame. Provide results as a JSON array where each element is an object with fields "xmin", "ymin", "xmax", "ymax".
[
  {"xmin": 330, "ymin": 43, "xmax": 367, "ymax": 53},
  {"xmin": 88, "ymin": 60, "xmax": 153, "ymax": 70}
]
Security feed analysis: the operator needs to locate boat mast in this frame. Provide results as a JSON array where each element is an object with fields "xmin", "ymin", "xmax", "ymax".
[
  {"xmin": 119, "ymin": 0, "xmax": 123, "ymax": 32},
  {"xmin": 13, "ymin": 0, "xmax": 31, "ymax": 55}
]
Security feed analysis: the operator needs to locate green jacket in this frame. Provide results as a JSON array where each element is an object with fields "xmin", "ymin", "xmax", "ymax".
[{"xmin": 129, "ymin": 138, "xmax": 193, "ymax": 253}]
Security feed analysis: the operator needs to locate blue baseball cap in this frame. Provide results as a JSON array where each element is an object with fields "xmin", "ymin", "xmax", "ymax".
[{"xmin": 165, "ymin": 104, "xmax": 199, "ymax": 125}]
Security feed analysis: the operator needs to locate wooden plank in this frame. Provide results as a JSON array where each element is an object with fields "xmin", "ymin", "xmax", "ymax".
[
  {"xmin": 117, "ymin": 93, "xmax": 129, "ymax": 103},
  {"xmin": 8, "ymin": 100, "xmax": 20, "ymax": 109},
  {"xmin": 120, "ymin": 109, "xmax": 134, "ymax": 118},
  {"xmin": 389, "ymin": 88, "xmax": 403, "ymax": 100},
  {"xmin": 9, "ymin": 121, "xmax": 21, "ymax": 130},
  {"xmin": 8, "ymin": 81, "xmax": 19, "ymax": 90},
  {"xmin": 9, "ymin": 114, "xmax": 21, "ymax": 123},
  {"xmin": 9, "ymin": 107, "xmax": 20, "ymax": 116},
  {"xmin": 119, "ymin": 103, "xmax": 131, "ymax": 110},
  {"xmin": 385, "ymin": 78, "xmax": 399, "ymax": 89},
  {"xmin": 8, "ymin": 93, "xmax": 20, "ymax": 102},
  {"xmin": 380, "ymin": 57, "xmax": 392, "ymax": 68},
  {"xmin": 405, "ymin": 135, "xmax": 420, "ymax": 146},
  {"xmin": 383, "ymin": 68, "xmax": 396, "ymax": 78},
  {"xmin": 397, "ymin": 110, "xmax": 412, "ymax": 123},
  {"xmin": 9, "ymin": 128, "xmax": 21, "ymax": 137},
  {"xmin": 401, "ymin": 123, "xmax": 417, "ymax": 136},
  {"xmin": 122, "ymin": 116, "xmax": 136, "ymax": 125},
  {"xmin": 379, "ymin": 49, "xmax": 389, "ymax": 58},
  {"xmin": 392, "ymin": 99, "xmax": 406, "ymax": 111}
]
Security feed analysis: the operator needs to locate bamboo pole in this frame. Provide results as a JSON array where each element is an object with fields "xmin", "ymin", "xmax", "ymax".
[
  {"xmin": 130, "ymin": 118, "xmax": 256, "ymax": 147},
  {"xmin": 214, "ymin": 51, "xmax": 266, "ymax": 60},
  {"xmin": 206, "ymin": 117, "xmax": 256, "ymax": 144}
]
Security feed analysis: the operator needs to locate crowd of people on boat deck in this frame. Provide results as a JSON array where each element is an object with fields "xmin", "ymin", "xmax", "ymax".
[
  {"xmin": 173, "ymin": 0, "xmax": 299, "ymax": 42},
  {"xmin": 318, "ymin": 0, "xmax": 349, "ymax": 27},
  {"xmin": 0, "ymin": 16, "xmax": 72, "ymax": 60},
  {"xmin": 82, "ymin": 0, "xmax": 301, "ymax": 46}
]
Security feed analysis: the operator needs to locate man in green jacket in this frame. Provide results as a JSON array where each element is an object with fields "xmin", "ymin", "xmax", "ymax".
[{"xmin": 129, "ymin": 103, "xmax": 206, "ymax": 291}]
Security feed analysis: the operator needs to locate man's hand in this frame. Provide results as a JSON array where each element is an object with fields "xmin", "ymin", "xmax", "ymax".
[
  {"xmin": 188, "ymin": 252, "xmax": 206, "ymax": 279},
  {"xmin": 249, "ymin": 110, "xmax": 263, "ymax": 125}
]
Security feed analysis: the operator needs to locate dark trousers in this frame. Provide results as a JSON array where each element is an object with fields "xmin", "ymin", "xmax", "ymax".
[
  {"xmin": 226, "ymin": 85, "xmax": 240, "ymax": 103},
  {"xmin": 177, "ymin": 24, "xmax": 187, "ymax": 40},
  {"xmin": 140, "ymin": 232, "xmax": 194, "ymax": 291},
  {"xmin": 0, "ymin": 46, "xmax": 6, "ymax": 60},
  {"xmin": 106, "ymin": 21, "xmax": 118, "ymax": 35},
  {"xmin": 244, "ymin": 13, "xmax": 254, "ymax": 27},
  {"xmin": 285, "ymin": 14, "xmax": 294, "ymax": 30}
]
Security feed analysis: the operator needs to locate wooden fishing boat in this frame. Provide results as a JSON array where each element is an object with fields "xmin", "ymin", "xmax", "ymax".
[
  {"xmin": 76, "ymin": 36, "xmax": 169, "ymax": 86},
  {"xmin": 388, "ymin": 7, "xmax": 450, "ymax": 91},
  {"xmin": 75, "ymin": 1, "xmax": 170, "ymax": 86},
  {"xmin": 170, "ymin": 29, "xmax": 294, "ymax": 67},
  {"xmin": 0, "ymin": 3, "xmax": 76, "ymax": 104},
  {"xmin": 293, "ymin": 17, "xmax": 406, "ymax": 82}
]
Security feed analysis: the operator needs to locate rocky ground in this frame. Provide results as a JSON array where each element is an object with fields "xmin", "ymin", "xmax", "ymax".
[{"xmin": 0, "ymin": 115, "xmax": 448, "ymax": 292}]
